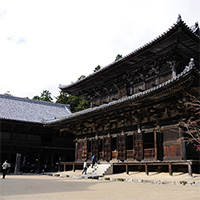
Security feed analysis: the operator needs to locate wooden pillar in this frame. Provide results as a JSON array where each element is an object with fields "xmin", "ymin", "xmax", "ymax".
[
  {"xmin": 145, "ymin": 163, "xmax": 149, "ymax": 175},
  {"xmin": 64, "ymin": 164, "xmax": 66, "ymax": 172},
  {"xmin": 188, "ymin": 162, "xmax": 192, "ymax": 177},
  {"xmin": 75, "ymin": 142, "xmax": 78, "ymax": 162},
  {"xmin": 179, "ymin": 127, "xmax": 186, "ymax": 160},
  {"xmin": 73, "ymin": 164, "xmax": 75, "ymax": 172},
  {"xmin": 126, "ymin": 163, "xmax": 129, "ymax": 174},
  {"xmin": 154, "ymin": 130, "xmax": 158, "ymax": 160},
  {"xmin": 169, "ymin": 163, "xmax": 173, "ymax": 176}
]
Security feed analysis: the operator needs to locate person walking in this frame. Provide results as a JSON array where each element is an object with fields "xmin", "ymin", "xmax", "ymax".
[
  {"xmin": 91, "ymin": 155, "xmax": 95, "ymax": 168},
  {"xmin": 2, "ymin": 160, "xmax": 10, "ymax": 179},
  {"xmin": 82, "ymin": 160, "xmax": 87, "ymax": 175}
]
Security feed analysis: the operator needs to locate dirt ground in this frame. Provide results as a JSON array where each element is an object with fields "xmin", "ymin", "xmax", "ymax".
[{"xmin": 0, "ymin": 172, "xmax": 200, "ymax": 200}]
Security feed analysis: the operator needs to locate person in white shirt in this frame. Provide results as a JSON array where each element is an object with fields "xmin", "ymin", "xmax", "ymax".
[
  {"xmin": 2, "ymin": 160, "xmax": 10, "ymax": 179},
  {"xmin": 82, "ymin": 160, "xmax": 87, "ymax": 175}
]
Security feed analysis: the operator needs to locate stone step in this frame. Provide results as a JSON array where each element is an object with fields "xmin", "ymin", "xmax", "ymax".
[{"xmin": 84, "ymin": 164, "xmax": 112, "ymax": 178}]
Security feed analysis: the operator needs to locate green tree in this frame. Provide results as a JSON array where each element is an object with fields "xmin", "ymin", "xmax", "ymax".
[
  {"xmin": 4, "ymin": 91, "xmax": 12, "ymax": 96},
  {"xmin": 78, "ymin": 75, "xmax": 86, "ymax": 81},
  {"xmin": 94, "ymin": 65, "xmax": 101, "ymax": 72},
  {"xmin": 56, "ymin": 91, "xmax": 90, "ymax": 113},
  {"xmin": 33, "ymin": 90, "xmax": 53, "ymax": 102},
  {"xmin": 115, "ymin": 54, "xmax": 123, "ymax": 61}
]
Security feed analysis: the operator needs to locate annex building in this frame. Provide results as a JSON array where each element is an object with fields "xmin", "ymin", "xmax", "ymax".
[
  {"xmin": 0, "ymin": 94, "xmax": 75, "ymax": 173},
  {"xmin": 46, "ymin": 16, "xmax": 199, "ymax": 175}
]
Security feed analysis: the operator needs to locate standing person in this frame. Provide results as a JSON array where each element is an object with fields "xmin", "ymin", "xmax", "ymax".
[
  {"xmin": 82, "ymin": 160, "xmax": 87, "ymax": 175},
  {"xmin": 91, "ymin": 155, "xmax": 95, "ymax": 168},
  {"xmin": 2, "ymin": 160, "xmax": 10, "ymax": 179}
]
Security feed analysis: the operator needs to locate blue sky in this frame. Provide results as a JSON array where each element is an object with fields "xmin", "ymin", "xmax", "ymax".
[{"xmin": 0, "ymin": 0, "xmax": 199, "ymax": 100}]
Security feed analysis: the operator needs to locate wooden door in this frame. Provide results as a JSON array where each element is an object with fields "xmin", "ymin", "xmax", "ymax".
[
  {"xmin": 156, "ymin": 132, "xmax": 163, "ymax": 161},
  {"xmin": 92, "ymin": 139, "xmax": 99, "ymax": 160},
  {"xmin": 133, "ymin": 132, "xmax": 143, "ymax": 160},
  {"xmin": 117, "ymin": 135, "xmax": 126, "ymax": 161},
  {"xmin": 77, "ymin": 141, "xmax": 83, "ymax": 161},
  {"xmin": 104, "ymin": 137, "xmax": 111, "ymax": 161},
  {"xmin": 81, "ymin": 140, "xmax": 87, "ymax": 161}
]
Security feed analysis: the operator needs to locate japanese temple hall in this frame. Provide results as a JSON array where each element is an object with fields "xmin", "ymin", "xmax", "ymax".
[{"xmin": 45, "ymin": 16, "xmax": 200, "ymax": 175}]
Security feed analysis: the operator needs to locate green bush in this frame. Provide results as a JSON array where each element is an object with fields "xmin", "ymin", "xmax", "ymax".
[
  {"xmin": 54, "ymin": 174, "xmax": 60, "ymax": 177},
  {"xmin": 180, "ymin": 181, "xmax": 187, "ymax": 185},
  {"xmin": 117, "ymin": 178, "xmax": 125, "ymax": 182}
]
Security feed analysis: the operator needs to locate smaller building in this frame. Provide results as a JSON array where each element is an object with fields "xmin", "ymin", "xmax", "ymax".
[{"xmin": 0, "ymin": 94, "xmax": 75, "ymax": 173}]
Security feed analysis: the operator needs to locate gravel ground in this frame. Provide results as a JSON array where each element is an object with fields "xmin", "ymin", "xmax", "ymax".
[{"xmin": 0, "ymin": 173, "xmax": 200, "ymax": 200}]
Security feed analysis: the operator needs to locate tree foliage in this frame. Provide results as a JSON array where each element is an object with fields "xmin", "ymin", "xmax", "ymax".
[
  {"xmin": 94, "ymin": 65, "xmax": 101, "ymax": 72},
  {"xmin": 179, "ymin": 93, "xmax": 200, "ymax": 151},
  {"xmin": 56, "ymin": 91, "xmax": 90, "ymax": 113},
  {"xmin": 115, "ymin": 54, "xmax": 123, "ymax": 61},
  {"xmin": 78, "ymin": 75, "xmax": 86, "ymax": 81},
  {"xmin": 32, "ymin": 90, "xmax": 53, "ymax": 102}
]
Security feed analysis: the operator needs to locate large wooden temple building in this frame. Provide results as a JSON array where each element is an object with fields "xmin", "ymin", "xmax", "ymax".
[{"xmin": 45, "ymin": 16, "xmax": 200, "ymax": 175}]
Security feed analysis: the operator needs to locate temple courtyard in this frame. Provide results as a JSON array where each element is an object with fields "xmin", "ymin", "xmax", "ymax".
[{"xmin": 1, "ymin": 172, "xmax": 200, "ymax": 200}]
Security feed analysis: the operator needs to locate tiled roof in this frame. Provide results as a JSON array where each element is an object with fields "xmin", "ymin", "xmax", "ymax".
[
  {"xmin": 45, "ymin": 63, "xmax": 199, "ymax": 125},
  {"xmin": 0, "ymin": 94, "xmax": 72, "ymax": 124},
  {"xmin": 59, "ymin": 16, "xmax": 199, "ymax": 91}
]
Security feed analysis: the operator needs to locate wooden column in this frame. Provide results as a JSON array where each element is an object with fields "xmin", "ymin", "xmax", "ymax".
[
  {"xmin": 169, "ymin": 163, "xmax": 173, "ymax": 176},
  {"xmin": 154, "ymin": 130, "xmax": 158, "ymax": 160},
  {"xmin": 73, "ymin": 163, "xmax": 75, "ymax": 172},
  {"xmin": 188, "ymin": 162, "xmax": 192, "ymax": 177},
  {"xmin": 145, "ymin": 163, "xmax": 149, "ymax": 175},
  {"xmin": 75, "ymin": 142, "xmax": 78, "ymax": 162},
  {"xmin": 179, "ymin": 127, "xmax": 186, "ymax": 160},
  {"xmin": 126, "ymin": 163, "xmax": 129, "ymax": 174},
  {"xmin": 64, "ymin": 164, "xmax": 66, "ymax": 172}
]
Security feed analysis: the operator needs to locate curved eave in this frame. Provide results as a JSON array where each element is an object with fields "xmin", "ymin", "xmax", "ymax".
[
  {"xmin": 45, "ymin": 66, "xmax": 199, "ymax": 126},
  {"xmin": 60, "ymin": 19, "xmax": 199, "ymax": 95}
]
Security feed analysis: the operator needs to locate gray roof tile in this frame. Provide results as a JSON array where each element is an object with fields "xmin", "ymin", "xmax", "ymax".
[{"xmin": 0, "ymin": 95, "xmax": 71, "ymax": 123}]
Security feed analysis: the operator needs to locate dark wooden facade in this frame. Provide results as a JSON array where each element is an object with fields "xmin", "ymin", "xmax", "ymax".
[
  {"xmin": 0, "ymin": 95, "xmax": 75, "ymax": 173},
  {"xmin": 1, "ymin": 120, "xmax": 74, "ymax": 173},
  {"xmin": 46, "ymin": 17, "xmax": 200, "ymax": 174}
]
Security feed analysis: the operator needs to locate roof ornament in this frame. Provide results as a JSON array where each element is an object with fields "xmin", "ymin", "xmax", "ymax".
[
  {"xmin": 189, "ymin": 58, "xmax": 195, "ymax": 68},
  {"xmin": 184, "ymin": 58, "xmax": 195, "ymax": 72},
  {"xmin": 190, "ymin": 22, "xmax": 199, "ymax": 35},
  {"xmin": 176, "ymin": 14, "xmax": 182, "ymax": 23}
]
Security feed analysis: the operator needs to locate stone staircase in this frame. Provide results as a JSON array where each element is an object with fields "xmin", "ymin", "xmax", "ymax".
[{"xmin": 82, "ymin": 164, "xmax": 113, "ymax": 178}]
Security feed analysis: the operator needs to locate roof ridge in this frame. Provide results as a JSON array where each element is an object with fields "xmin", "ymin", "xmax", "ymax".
[{"xmin": 0, "ymin": 94, "xmax": 68, "ymax": 108}]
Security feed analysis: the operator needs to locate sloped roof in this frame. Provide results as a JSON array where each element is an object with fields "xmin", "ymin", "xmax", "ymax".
[
  {"xmin": 45, "ymin": 63, "xmax": 200, "ymax": 126},
  {"xmin": 0, "ymin": 94, "xmax": 72, "ymax": 124},
  {"xmin": 60, "ymin": 16, "xmax": 199, "ymax": 97}
]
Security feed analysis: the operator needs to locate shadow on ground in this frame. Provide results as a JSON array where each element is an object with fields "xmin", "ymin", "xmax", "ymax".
[{"xmin": 1, "ymin": 175, "xmax": 106, "ymax": 196}]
